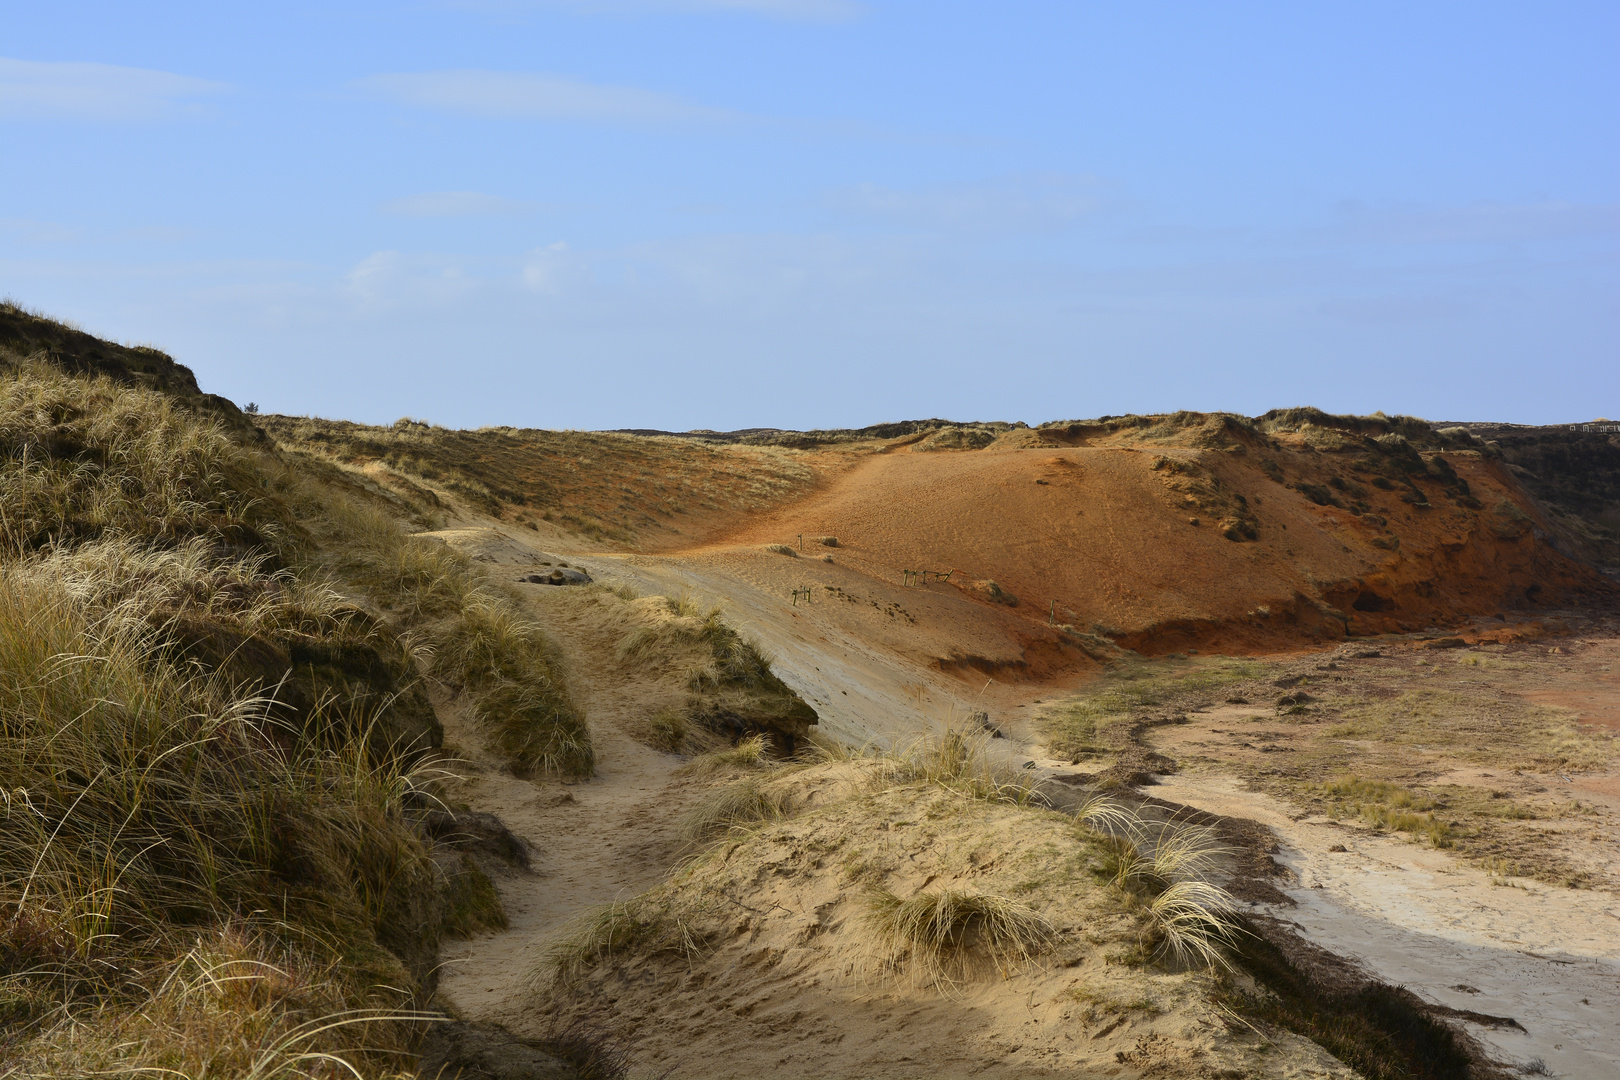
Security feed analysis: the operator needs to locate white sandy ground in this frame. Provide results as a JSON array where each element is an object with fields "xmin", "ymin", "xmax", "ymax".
[
  {"xmin": 426, "ymin": 524, "xmax": 1619, "ymax": 1078},
  {"xmin": 1149, "ymin": 773, "xmax": 1620, "ymax": 1079}
]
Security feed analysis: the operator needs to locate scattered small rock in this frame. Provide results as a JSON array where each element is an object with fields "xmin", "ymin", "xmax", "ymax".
[
  {"xmin": 1327, "ymin": 844, "xmax": 1348, "ymax": 853},
  {"xmin": 519, "ymin": 567, "xmax": 591, "ymax": 586}
]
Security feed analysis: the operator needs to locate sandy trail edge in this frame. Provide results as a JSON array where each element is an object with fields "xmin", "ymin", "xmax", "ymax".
[{"xmin": 1150, "ymin": 772, "xmax": 1620, "ymax": 1078}]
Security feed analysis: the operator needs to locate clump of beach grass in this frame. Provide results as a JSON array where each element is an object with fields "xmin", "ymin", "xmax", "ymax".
[
  {"xmin": 888, "ymin": 724, "xmax": 1048, "ymax": 807},
  {"xmin": 862, "ymin": 888, "xmax": 1056, "ymax": 988},
  {"xmin": 677, "ymin": 776, "xmax": 789, "ymax": 844},
  {"xmin": 679, "ymin": 733, "xmax": 770, "ymax": 777},
  {"xmin": 544, "ymin": 898, "xmax": 709, "ymax": 987},
  {"xmin": 1074, "ymin": 796, "xmax": 1241, "ymax": 969}
]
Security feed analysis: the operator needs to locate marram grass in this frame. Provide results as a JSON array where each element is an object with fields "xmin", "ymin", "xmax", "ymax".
[{"xmin": 862, "ymin": 888, "xmax": 1056, "ymax": 989}]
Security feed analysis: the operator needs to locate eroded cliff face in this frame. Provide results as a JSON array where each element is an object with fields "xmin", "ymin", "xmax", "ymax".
[{"xmin": 1021, "ymin": 413, "xmax": 1615, "ymax": 655}]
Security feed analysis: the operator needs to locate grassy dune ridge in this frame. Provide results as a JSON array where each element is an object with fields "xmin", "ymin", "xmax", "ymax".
[{"xmin": 0, "ymin": 339, "xmax": 588, "ymax": 1076}]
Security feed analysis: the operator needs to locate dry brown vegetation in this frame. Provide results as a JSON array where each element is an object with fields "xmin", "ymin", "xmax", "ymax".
[
  {"xmin": 11, "ymin": 300, "xmax": 1613, "ymax": 1077},
  {"xmin": 258, "ymin": 414, "xmax": 816, "ymax": 545}
]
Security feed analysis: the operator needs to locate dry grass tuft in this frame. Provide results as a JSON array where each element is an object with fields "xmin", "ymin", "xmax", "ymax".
[
  {"xmin": 678, "ymin": 777, "xmax": 789, "ymax": 844},
  {"xmin": 429, "ymin": 592, "xmax": 591, "ymax": 777},
  {"xmin": 544, "ymin": 898, "xmax": 709, "ymax": 987},
  {"xmin": 680, "ymin": 733, "xmax": 770, "ymax": 777},
  {"xmin": 888, "ymin": 724, "xmax": 1047, "ymax": 806},
  {"xmin": 1075, "ymin": 797, "xmax": 1240, "ymax": 969},
  {"xmin": 862, "ymin": 888, "xmax": 1056, "ymax": 988}
]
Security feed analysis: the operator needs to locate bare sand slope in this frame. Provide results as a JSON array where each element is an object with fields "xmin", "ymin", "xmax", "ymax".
[{"xmin": 594, "ymin": 547, "xmax": 1070, "ymax": 747}]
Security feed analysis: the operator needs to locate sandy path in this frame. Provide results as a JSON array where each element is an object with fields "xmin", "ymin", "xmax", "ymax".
[
  {"xmin": 1150, "ymin": 772, "xmax": 1620, "ymax": 1078},
  {"xmin": 435, "ymin": 724, "xmax": 689, "ymax": 1029},
  {"xmin": 432, "ymin": 547, "xmax": 702, "ymax": 1031}
]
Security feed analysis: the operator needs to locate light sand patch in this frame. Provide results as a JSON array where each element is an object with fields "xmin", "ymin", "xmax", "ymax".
[{"xmin": 1152, "ymin": 772, "xmax": 1620, "ymax": 1077}]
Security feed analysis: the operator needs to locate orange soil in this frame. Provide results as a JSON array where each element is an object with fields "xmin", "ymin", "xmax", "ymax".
[{"xmin": 679, "ymin": 435, "xmax": 1606, "ymax": 665}]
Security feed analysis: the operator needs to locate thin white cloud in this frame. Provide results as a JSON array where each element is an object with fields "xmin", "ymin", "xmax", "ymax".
[
  {"xmin": 381, "ymin": 191, "xmax": 541, "ymax": 218},
  {"xmin": 440, "ymin": 0, "xmax": 862, "ymax": 21},
  {"xmin": 355, "ymin": 70, "xmax": 735, "ymax": 124},
  {"xmin": 825, "ymin": 174, "xmax": 1103, "ymax": 233},
  {"xmin": 0, "ymin": 58, "xmax": 226, "ymax": 121}
]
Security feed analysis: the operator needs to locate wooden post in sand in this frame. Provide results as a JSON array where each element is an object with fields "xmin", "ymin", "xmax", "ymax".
[{"xmin": 1050, "ymin": 599, "xmax": 1056, "ymax": 626}]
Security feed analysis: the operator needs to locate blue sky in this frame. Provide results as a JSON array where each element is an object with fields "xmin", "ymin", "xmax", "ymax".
[{"xmin": 3, "ymin": 1, "xmax": 1616, "ymax": 429}]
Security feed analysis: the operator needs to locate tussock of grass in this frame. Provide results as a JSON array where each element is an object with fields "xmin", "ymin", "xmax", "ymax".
[
  {"xmin": 636, "ymin": 705, "xmax": 688, "ymax": 752},
  {"xmin": 614, "ymin": 593, "xmax": 817, "ymax": 750},
  {"xmin": 615, "ymin": 594, "xmax": 780, "ymax": 693},
  {"xmin": 474, "ymin": 680, "xmax": 593, "ymax": 778},
  {"xmin": 888, "ymin": 724, "xmax": 1047, "ymax": 806},
  {"xmin": 544, "ymin": 899, "xmax": 709, "ymax": 987},
  {"xmin": 1147, "ymin": 881, "xmax": 1240, "ymax": 969},
  {"xmin": 763, "ymin": 542, "xmax": 798, "ymax": 556},
  {"xmin": 430, "ymin": 592, "xmax": 591, "ymax": 777},
  {"xmin": 680, "ymin": 733, "xmax": 769, "ymax": 776},
  {"xmin": 862, "ymin": 888, "xmax": 1055, "ymax": 987},
  {"xmin": 1075, "ymin": 797, "xmax": 1240, "ymax": 968},
  {"xmin": 678, "ymin": 777, "xmax": 789, "ymax": 844}
]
